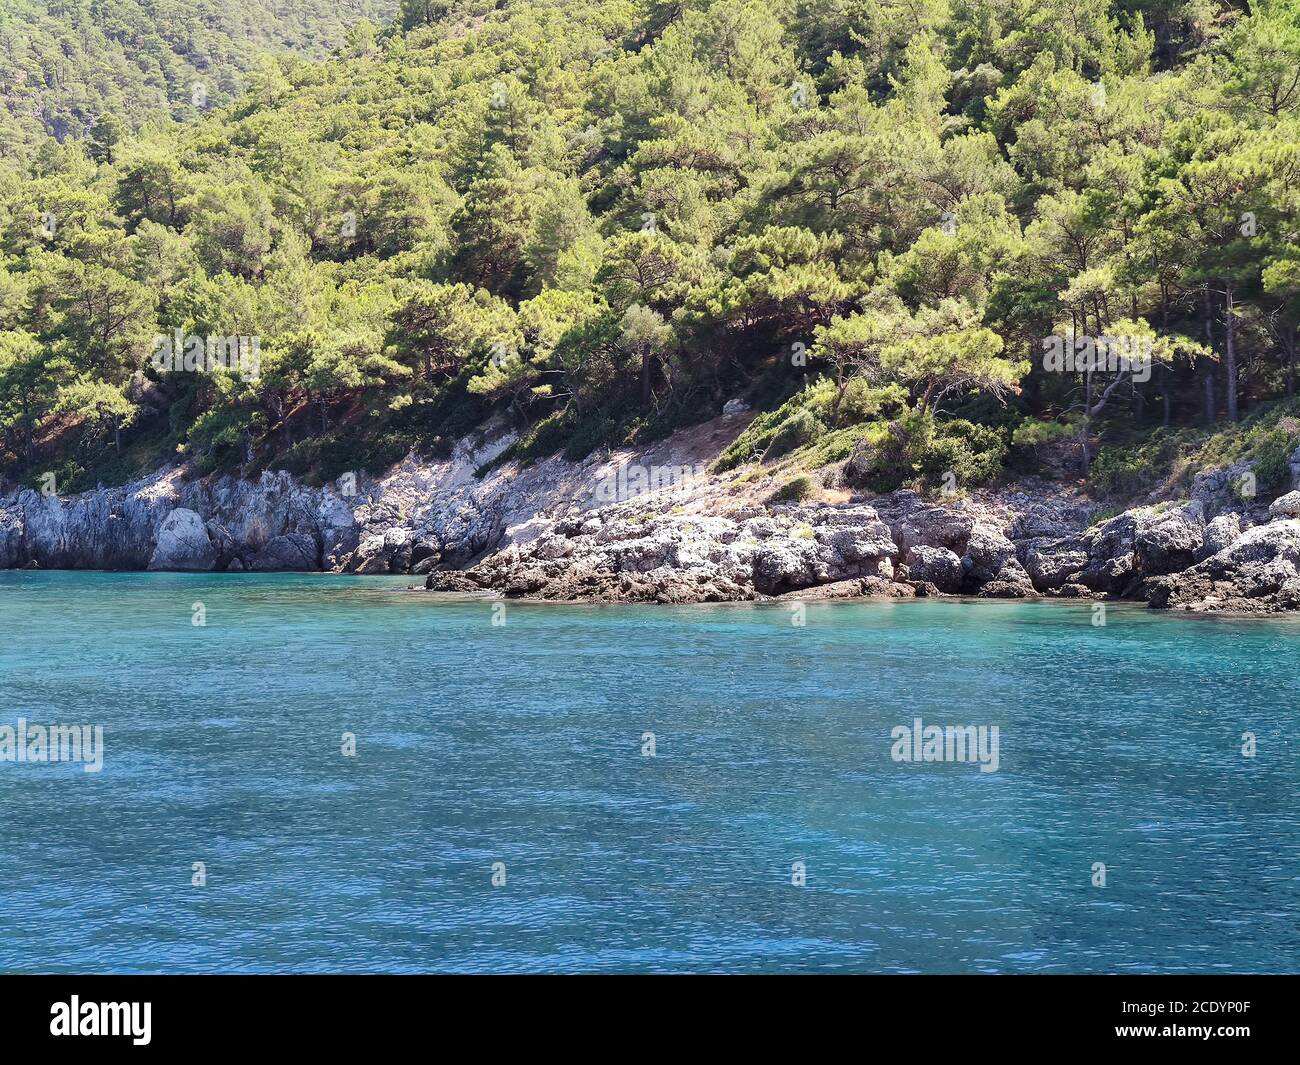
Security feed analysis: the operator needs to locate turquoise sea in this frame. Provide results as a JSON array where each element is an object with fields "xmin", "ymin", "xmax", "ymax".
[{"xmin": 0, "ymin": 570, "xmax": 1297, "ymax": 973}]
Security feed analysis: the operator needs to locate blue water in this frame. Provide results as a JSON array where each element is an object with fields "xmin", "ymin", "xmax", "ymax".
[{"xmin": 0, "ymin": 571, "xmax": 1297, "ymax": 973}]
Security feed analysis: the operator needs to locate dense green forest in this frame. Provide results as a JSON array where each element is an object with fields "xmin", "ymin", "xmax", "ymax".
[
  {"xmin": 0, "ymin": 0, "xmax": 397, "ymax": 157},
  {"xmin": 1, "ymin": 0, "xmax": 1299, "ymax": 498}
]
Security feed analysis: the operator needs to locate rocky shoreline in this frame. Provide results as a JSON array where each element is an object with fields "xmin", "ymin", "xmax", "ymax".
[
  {"xmin": 426, "ymin": 487, "xmax": 1300, "ymax": 615},
  {"xmin": 3, "ymin": 419, "xmax": 1300, "ymax": 616}
]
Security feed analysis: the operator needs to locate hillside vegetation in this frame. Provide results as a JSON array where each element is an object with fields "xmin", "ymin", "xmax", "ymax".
[
  {"xmin": 0, "ymin": 0, "xmax": 396, "ymax": 157},
  {"xmin": 1, "ymin": 0, "xmax": 1298, "ymax": 498}
]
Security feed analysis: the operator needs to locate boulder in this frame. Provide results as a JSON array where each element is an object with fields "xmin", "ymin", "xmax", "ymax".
[
  {"xmin": 962, "ymin": 524, "xmax": 1017, "ymax": 586},
  {"xmin": 205, "ymin": 521, "xmax": 239, "ymax": 570},
  {"xmin": 1269, "ymin": 491, "xmax": 1300, "ymax": 519},
  {"xmin": 1075, "ymin": 512, "xmax": 1138, "ymax": 593},
  {"xmin": 147, "ymin": 508, "xmax": 216, "ymax": 571},
  {"xmin": 349, "ymin": 534, "xmax": 389, "ymax": 574},
  {"xmin": 383, "ymin": 526, "xmax": 414, "ymax": 572},
  {"xmin": 1133, "ymin": 503, "xmax": 1204, "ymax": 576},
  {"xmin": 904, "ymin": 545, "xmax": 963, "ymax": 593},
  {"xmin": 817, "ymin": 518, "xmax": 897, "ymax": 569},
  {"xmin": 1008, "ymin": 502, "xmax": 1092, "ymax": 541},
  {"xmin": 502, "ymin": 516, "xmax": 555, "ymax": 549},
  {"xmin": 775, "ymin": 577, "xmax": 913, "ymax": 601},
  {"xmin": 1196, "ymin": 513, "xmax": 1241, "ymax": 561},
  {"xmin": 250, "ymin": 533, "xmax": 319, "ymax": 571},
  {"xmin": 983, "ymin": 556, "xmax": 1035, "ymax": 597},
  {"xmin": 1192, "ymin": 461, "xmax": 1256, "ymax": 516},
  {"xmin": 1150, "ymin": 519, "xmax": 1300, "ymax": 611},
  {"xmin": 1053, "ymin": 583, "xmax": 1093, "ymax": 598},
  {"xmin": 891, "ymin": 506, "xmax": 974, "ymax": 556},
  {"xmin": 1209, "ymin": 518, "xmax": 1300, "ymax": 568},
  {"xmin": 751, "ymin": 537, "xmax": 825, "ymax": 594},
  {"xmin": 410, "ymin": 538, "xmax": 440, "ymax": 567},
  {"xmin": 1021, "ymin": 538, "xmax": 1088, "ymax": 590},
  {"xmin": 977, "ymin": 578, "xmax": 1034, "ymax": 599}
]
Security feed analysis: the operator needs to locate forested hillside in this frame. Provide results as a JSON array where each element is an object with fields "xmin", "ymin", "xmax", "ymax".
[
  {"xmin": 0, "ymin": 0, "xmax": 396, "ymax": 157},
  {"xmin": 1, "ymin": 0, "xmax": 1299, "ymax": 499}
]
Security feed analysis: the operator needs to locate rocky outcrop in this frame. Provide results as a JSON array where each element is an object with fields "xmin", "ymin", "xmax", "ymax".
[
  {"xmin": 1132, "ymin": 503, "xmax": 1205, "ymax": 577},
  {"xmin": 428, "ymin": 502, "xmax": 901, "ymax": 603},
  {"xmin": 1269, "ymin": 491, "xmax": 1300, "ymax": 519},
  {"xmin": 148, "ymin": 508, "xmax": 217, "ymax": 571},
  {"xmin": 1015, "ymin": 503, "xmax": 1207, "ymax": 598},
  {"xmin": 250, "ymin": 533, "xmax": 320, "ymax": 571},
  {"xmin": 1192, "ymin": 461, "xmax": 1257, "ymax": 516},
  {"xmin": 6, "ymin": 418, "xmax": 1300, "ymax": 614},
  {"xmin": 905, "ymin": 545, "xmax": 963, "ymax": 593},
  {"xmin": 1197, "ymin": 513, "xmax": 1241, "ymax": 561},
  {"xmin": 0, "ymin": 468, "xmax": 350, "ymax": 573},
  {"xmin": 963, "ymin": 524, "xmax": 1022, "ymax": 590},
  {"xmin": 1148, "ymin": 519, "xmax": 1300, "ymax": 613},
  {"xmin": 1021, "ymin": 539, "xmax": 1089, "ymax": 591}
]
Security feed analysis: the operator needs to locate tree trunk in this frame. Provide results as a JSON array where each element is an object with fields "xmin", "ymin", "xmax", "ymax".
[
  {"xmin": 640, "ymin": 348, "xmax": 653, "ymax": 407},
  {"xmin": 1081, "ymin": 366, "xmax": 1092, "ymax": 474},
  {"xmin": 1201, "ymin": 286, "xmax": 1216, "ymax": 423},
  {"xmin": 1224, "ymin": 284, "xmax": 1238, "ymax": 423},
  {"xmin": 1286, "ymin": 325, "xmax": 1296, "ymax": 397},
  {"xmin": 1024, "ymin": 336, "xmax": 1042, "ymax": 413}
]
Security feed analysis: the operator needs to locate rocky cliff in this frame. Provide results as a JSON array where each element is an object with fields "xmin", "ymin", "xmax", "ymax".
[{"xmin": 4, "ymin": 417, "xmax": 1300, "ymax": 615}]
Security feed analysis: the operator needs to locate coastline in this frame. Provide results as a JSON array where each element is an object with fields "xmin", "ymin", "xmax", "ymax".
[{"xmin": 4, "ymin": 416, "xmax": 1300, "ymax": 616}]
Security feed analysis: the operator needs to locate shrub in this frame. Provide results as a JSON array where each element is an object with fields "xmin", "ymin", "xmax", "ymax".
[
  {"xmin": 712, "ymin": 386, "xmax": 824, "ymax": 471},
  {"xmin": 712, "ymin": 378, "xmax": 904, "ymax": 472},
  {"xmin": 1090, "ymin": 428, "xmax": 1187, "ymax": 497},
  {"xmin": 765, "ymin": 410, "xmax": 822, "ymax": 459},
  {"xmin": 1250, "ymin": 425, "xmax": 1299, "ymax": 491},
  {"xmin": 769, "ymin": 475, "xmax": 815, "ymax": 503},
  {"xmin": 843, "ymin": 411, "xmax": 927, "ymax": 493},
  {"xmin": 920, "ymin": 419, "xmax": 1007, "ymax": 487},
  {"xmin": 26, "ymin": 460, "xmax": 84, "ymax": 494},
  {"xmin": 187, "ymin": 406, "xmax": 261, "ymax": 474},
  {"xmin": 844, "ymin": 411, "xmax": 1007, "ymax": 494}
]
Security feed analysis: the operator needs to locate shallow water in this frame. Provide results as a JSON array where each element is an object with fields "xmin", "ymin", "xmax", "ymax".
[{"xmin": 0, "ymin": 570, "xmax": 1296, "ymax": 973}]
